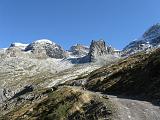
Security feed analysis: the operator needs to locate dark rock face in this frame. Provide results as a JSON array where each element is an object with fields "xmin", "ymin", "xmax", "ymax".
[
  {"xmin": 88, "ymin": 40, "xmax": 114, "ymax": 62},
  {"xmin": 9, "ymin": 85, "xmax": 34, "ymax": 101},
  {"xmin": 143, "ymin": 23, "xmax": 160, "ymax": 41},
  {"xmin": 69, "ymin": 44, "xmax": 89, "ymax": 57},
  {"xmin": 25, "ymin": 40, "xmax": 66, "ymax": 59}
]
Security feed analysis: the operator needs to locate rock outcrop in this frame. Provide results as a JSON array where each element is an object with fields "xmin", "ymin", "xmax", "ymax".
[
  {"xmin": 88, "ymin": 40, "xmax": 114, "ymax": 62},
  {"xmin": 4, "ymin": 43, "xmax": 29, "ymax": 58},
  {"xmin": 6, "ymin": 48, "xmax": 25, "ymax": 58}
]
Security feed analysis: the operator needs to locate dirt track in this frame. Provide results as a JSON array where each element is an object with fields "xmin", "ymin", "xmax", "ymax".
[
  {"xmin": 109, "ymin": 95, "xmax": 160, "ymax": 120},
  {"xmin": 69, "ymin": 87, "xmax": 160, "ymax": 120}
]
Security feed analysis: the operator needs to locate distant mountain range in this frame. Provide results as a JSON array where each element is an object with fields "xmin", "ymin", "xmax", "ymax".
[
  {"xmin": 1, "ymin": 23, "xmax": 160, "ymax": 61},
  {"xmin": 0, "ymin": 39, "xmax": 121, "ymax": 64}
]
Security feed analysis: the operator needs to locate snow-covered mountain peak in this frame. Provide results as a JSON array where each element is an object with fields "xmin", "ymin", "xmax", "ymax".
[
  {"xmin": 123, "ymin": 23, "xmax": 160, "ymax": 56},
  {"xmin": 24, "ymin": 39, "xmax": 66, "ymax": 59},
  {"xmin": 34, "ymin": 39, "xmax": 55, "ymax": 45}
]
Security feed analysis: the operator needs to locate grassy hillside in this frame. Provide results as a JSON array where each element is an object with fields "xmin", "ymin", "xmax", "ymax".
[{"xmin": 85, "ymin": 48, "xmax": 160, "ymax": 100}]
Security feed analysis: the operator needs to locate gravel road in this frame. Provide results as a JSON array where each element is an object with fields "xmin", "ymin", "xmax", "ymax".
[{"xmin": 109, "ymin": 95, "xmax": 160, "ymax": 120}]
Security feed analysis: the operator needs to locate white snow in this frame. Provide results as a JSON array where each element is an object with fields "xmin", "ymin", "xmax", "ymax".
[
  {"xmin": 67, "ymin": 52, "xmax": 80, "ymax": 58},
  {"xmin": 2, "ymin": 48, "xmax": 7, "ymax": 51},
  {"xmin": 113, "ymin": 48, "xmax": 121, "ymax": 52},
  {"xmin": 72, "ymin": 44, "xmax": 89, "ymax": 48},
  {"xmin": 12, "ymin": 43, "xmax": 28, "ymax": 47},
  {"xmin": 67, "ymin": 51, "xmax": 87, "ymax": 58},
  {"xmin": 0, "ymin": 48, "xmax": 7, "ymax": 53},
  {"xmin": 34, "ymin": 39, "xmax": 55, "ymax": 45}
]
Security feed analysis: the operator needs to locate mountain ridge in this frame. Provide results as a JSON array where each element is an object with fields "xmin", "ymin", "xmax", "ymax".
[{"xmin": 2, "ymin": 23, "xmax": 160, "ymax": 58}]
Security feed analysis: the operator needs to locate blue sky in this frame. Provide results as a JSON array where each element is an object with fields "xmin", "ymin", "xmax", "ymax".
[{"xmin": 0, "ymin": 0, "xmax": 160, "ymax": 50}]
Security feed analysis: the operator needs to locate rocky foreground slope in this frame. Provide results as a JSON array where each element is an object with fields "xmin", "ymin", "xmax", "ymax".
[{"xmin": 1, "ymin": 86, "xmax": 115, "ymax": 120}]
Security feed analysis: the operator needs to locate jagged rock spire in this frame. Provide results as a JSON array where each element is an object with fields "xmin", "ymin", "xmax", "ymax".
[{"xmin": 88, "ymin": 39, "xmax": 114, "ymax": 62}]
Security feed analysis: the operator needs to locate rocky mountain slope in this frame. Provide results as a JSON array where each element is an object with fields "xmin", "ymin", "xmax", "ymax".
[
  {"xmin": 0, "ymin": 57, "xmax": 73, "ymax": 104},
  {"xmin": 123, "ymin": 23, "xmax": 160, "ymax": 56},
  {"xmin": 2, "ymin": 39, "xmax": 67, "ymax": 59},
  {"xmin": 25, "ymin": 39, "xmax": 66, "ymax": 59},
  {"xmin": 0, "ymin": 61, "xmax": 117, "ymax": 120},
  {"xmin": 68, "ymin": 44, "xmax": 89, "ymax": 58}
]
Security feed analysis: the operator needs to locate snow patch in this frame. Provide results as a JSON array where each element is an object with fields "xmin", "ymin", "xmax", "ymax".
[
  {"xmin": 0, "ymin": 48, "xmax": 7, "ymax": 53},
  {"xmin": 34, "ymin": 39, "xmax": 55, "ymax": 45},
  {"xmin": 12, "ymin": 43, "xmax": 28, "ymax": 47}
]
